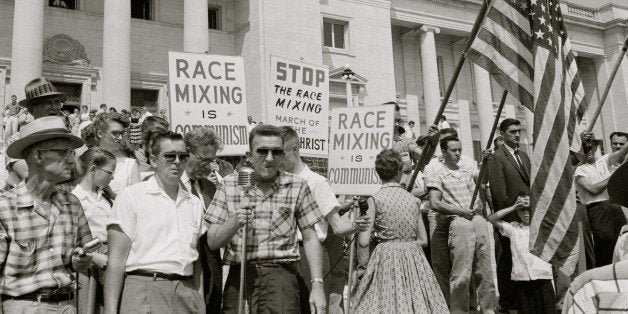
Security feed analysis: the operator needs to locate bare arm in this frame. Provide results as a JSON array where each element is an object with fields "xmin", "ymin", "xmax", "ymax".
[
  {"xmin": 358, "ymin": 197, "xmax": 376, "ymax": 249},
  {"xmin": 206, "ymin": 215, "xmax": 240, "ymax": 250},
  {"xmin": 487, "ymin": 204, "xmax": 517, "ymax": 232},
  {"xmin": 575, "ymin": 176, "xmax": 609, "ymax": 195},
  {"xmin": 415, "ymin": 205, "xmax": 428, "ymax": 247},
  {"xmin": 302, "ymin": 226, "xmax": 326, "ymax": 312},
  {"xmin": 428, "ymin": 188, "xmax": 468, "ymax": 216},
  {"xmin": 103, "ymin": 226, "xmax": 131, "ymax": 314}
]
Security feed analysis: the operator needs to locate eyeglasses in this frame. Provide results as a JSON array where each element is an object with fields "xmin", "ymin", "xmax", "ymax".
[
  {"xmin": 162, "ymin": 151, "xmax": 190, "ymax": 163},
  {"xmin": 191, "ymin": 151, "xmax": 215, "ymax": 164},
  {"xmin": 255, "ymin": 148, "xmax": 284, "ymax": 158},
  {"xmin": 92, "ymin": 165, "xmax": 115, "ymax": 176},
  {"xmin": 107, "ymin": 130, "xmax": 128, "ymax": 139},
  {"xmin": 37, "ymin": 148, "xmax": 75, "ymax": 158}
]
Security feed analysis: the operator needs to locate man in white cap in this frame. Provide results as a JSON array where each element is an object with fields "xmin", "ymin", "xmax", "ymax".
[{"xmin": 0, "ymin": 116, "xmax": 93, "ymax": 313}]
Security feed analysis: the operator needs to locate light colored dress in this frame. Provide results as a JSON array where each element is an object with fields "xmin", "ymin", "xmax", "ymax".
[
  {"xmin": 109, "ymin": 157, "xmax": 139, "ymax": 194},
  {"xmin": 352, "ymin": 183, "xmax": 448, "ymax": 313}
]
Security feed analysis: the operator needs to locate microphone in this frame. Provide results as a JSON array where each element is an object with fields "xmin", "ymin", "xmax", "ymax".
[
  {"xmin": 75, "ymin": 238, "xmax": 103, "ymax": 257},
  {"xmin": 358, "ymin": 196, "xmax": 369, "ymax": 216},
  {"xmin": 237, "ymin": 165, "xmax": 256, "ymax": 193}
]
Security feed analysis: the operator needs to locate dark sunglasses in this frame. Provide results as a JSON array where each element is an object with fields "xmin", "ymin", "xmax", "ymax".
[
  {"xmin": 255, "ymin": 148, "xmax": 284, "ymax": 157},
  {"xmin": 162, "ymin": 152, "xmax": 190, "ymax": 163}
]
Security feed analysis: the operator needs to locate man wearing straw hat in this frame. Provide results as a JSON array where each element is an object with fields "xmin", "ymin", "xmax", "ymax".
[{"xmin": 0, "ymin": 116, "xmax": 93, "ymax": 313}]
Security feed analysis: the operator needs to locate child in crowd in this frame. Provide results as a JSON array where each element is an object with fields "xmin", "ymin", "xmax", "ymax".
[{"xmin": 488, "ymin": 196, "xmax": 556, "ymax": 313}]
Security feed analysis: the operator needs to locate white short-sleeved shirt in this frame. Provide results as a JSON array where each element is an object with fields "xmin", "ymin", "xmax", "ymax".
[
  {"xmin": 499, "ymin": 222, "xmax": 553, "ymax": 281},
  {"xmin": 574, "ymin": 154, "xmax": 612, "ymax": 205},
  {"xmin": 71, "ymin": 184, "xmax": 112, "ymax": 242},
  {"xmin": 110, "ymin": 157, "xmax": 139, "ymax": 195},
  {"xmin": 108, "ymin": 177, "xmax": 206, "ymax": 275},
  {"xmin": 297, "ymin": 165, "xmax": 339, "ymax": 241}
]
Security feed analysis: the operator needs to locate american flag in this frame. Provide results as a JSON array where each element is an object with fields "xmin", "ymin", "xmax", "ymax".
[{"xmin": 467, "ymin": 0, "xmax": 587, "ymax": 266}]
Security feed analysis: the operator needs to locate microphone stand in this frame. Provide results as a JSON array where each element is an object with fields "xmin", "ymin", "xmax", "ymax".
[{"xmin": 238, "ymin": 192, "xmax": 250, "ymax": 314}]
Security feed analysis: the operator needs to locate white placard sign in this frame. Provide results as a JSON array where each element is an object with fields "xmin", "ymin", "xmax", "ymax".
[
  {"xmin": 328, "ymin": 105, "xmax": 395, "ymax": 195},
  {"xmin": 268, "ymin": 55, "xmax": 329, "ymax": 157},
  {"xmin": 168, "ymin": 52, "xmax": 249, "ymax": 155}
]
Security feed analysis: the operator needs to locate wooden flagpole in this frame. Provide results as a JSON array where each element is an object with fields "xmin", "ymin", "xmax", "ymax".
[
  {"xmin": 406, "ymin": 0, "xmax": 494, "ymax": 192},
  {"xmin": 469, "ymin": 90, "xmax": 507, "ymax": 211}
]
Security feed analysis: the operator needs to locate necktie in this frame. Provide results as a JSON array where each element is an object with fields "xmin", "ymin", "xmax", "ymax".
[
  {"xmin": 189, "ymin": 179, "xmax": 199, "ymax": 197},
  {"xmin": 514, "ymin": 149, "xmax": 524, "ymax": 169}
]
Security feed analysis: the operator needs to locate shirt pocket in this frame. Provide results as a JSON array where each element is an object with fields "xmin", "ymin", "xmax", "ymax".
[
  {"xmin": 6, "ymin": 239, "xmax": 36, "ymax": 275},
  {"xmin": 272, "ymin": 206, "xmax": 294, "ymax": 237}
]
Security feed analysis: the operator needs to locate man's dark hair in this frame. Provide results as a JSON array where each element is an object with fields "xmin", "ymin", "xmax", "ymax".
[
  {"xmin": 440, "ymin": 128, "xmax": 458, "ymax": 137},
  {"xmin": 610, "ymin": 131, "xmax": 628, "ymax": 142},
  {"xmin": 150, "ymin": 131, "xmax": 184, "ymax": 157},
  {"xmin": 249, "ymin": 125, "xmax": 283, "ymax": 149},
  {"xmin": 440, "ymin": 136, "xmax": 461, "ymax": 150},
  {"xmin": 408, "ymin": 120, "xmax": 415, "ymax": 126},
  {"xmin": 279, "ymin": 126, "xmax": 299, "ymax": 144},
  {"xmin": 440, "ymin": 115, "xmax": 447, "ymax": 121},
  {"xmin": 375, "ymin": 149, "xmax": 403, "ymax": 181},
  {"xmin": 100, "ymin": 103, "xmax": 107, "ymax": 109},
  {"xmin": 499, "ymin": 118, "xmax": 520, "ymax": 133}
]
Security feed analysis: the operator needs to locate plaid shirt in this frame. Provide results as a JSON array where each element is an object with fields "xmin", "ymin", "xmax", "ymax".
[
  {"xmin": 0, "ymin": 183, "xmax": 92, "ymax": 296},
  {"xmin": 425, "ymin": 165, "xmax": 482, "ymax": 215},
  {"xmin": 205, "ymin": 171, "xmax": 324, "ymax": 265}
]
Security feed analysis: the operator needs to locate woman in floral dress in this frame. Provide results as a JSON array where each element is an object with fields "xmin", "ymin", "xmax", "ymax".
[{"xmin": 352, "ymin": 149, "xmax": 448, "ymax": 313}]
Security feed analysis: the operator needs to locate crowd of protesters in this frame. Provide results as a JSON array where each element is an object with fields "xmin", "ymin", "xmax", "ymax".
[{"xmin": 0, "ymin": 77, "xmax": 626, "ymax": 314}]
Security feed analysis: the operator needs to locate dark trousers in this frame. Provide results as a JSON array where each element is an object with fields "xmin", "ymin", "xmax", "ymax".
[
  {"xmin": 587, "ymin": 201, "xmax": 627, "ymax": 267},
  {"xmin": 513, "ymin": 279, "xmax": 556, "ymax": 314},
  {"xmin": 223, "ymin": 263, "xmax": 300, "ymax": 314},
  {"xmin": 496, "ymin": 234, "xmax": 521, "ymax": 311}
]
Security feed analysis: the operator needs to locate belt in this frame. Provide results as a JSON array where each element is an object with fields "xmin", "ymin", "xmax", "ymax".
[
  {"xmin": 244, "ymin": 260, "xmax": 296, "ymax": 268},
  {"xmin": 2, "ymin": 291, "xmax": 74, "ymax": 303},
  {"xmin": 376, "ymin": 237, "xmax": 417, "ymax": 243},
  {"xmin": 126, "ymin": 270, "xmax": 192, "ymax": 281}
]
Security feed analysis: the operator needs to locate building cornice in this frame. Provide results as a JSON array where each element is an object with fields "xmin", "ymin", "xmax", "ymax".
[{"xmin": 340, "ymin": 0, "xmax": 392, "ymax": 9}]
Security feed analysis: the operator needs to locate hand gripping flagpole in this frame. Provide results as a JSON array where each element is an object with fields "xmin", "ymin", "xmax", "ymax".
[
  {"xmin": 469, "ymin": 90, "xmax": 507, "ymax": 213},
  {"xmin": 406, "ymin": 0, "xmax": 494, "ymax": 192},
  {"xmin": 237, "ymin": 166, "xmax": 255, "ymax": 314},
  {"xmin": 586, "ymin": 36, "xmax": 628, "ymax": 133}
]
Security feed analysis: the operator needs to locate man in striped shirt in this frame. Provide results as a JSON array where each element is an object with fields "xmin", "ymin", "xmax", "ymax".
[{"xmin": 0, "ymin": 116, "xmax": 92, "ymax": 313}]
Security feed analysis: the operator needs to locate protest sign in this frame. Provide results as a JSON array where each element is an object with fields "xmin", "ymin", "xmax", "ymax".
[
  {"xmin": 168, "ymin": 52, "xmax": 249, "ymax": 155},
  {"xmin": 268, "ymin": 55, "xmax": 329, "ymax": 157},
  {"xmin": 328, "ymin": 105, "xmax": 395, "ymax": 195}
]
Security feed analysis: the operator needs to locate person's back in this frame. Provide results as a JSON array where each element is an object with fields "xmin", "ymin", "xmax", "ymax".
[{"xmin": 372, "ymin": 184, "xmax": 419, "ymax": 241}]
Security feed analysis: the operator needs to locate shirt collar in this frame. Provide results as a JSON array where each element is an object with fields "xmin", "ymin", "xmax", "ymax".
[
  {"xmin": 180, "ymin": 171, "xmax": 192, "ymax": 185},
  {"xmin": 297, "ymin": 165, "xmax": 311, "ymax": 177},
  {"xmin": 504, "ymin": 144, "xmax": 517, "ymax": 156},
  {"xmin": 71, "ymin": 184, "xmax": 104, "ymax": 203},
  {"xmin": 145, "ymin": 175, "xmax": 193, "ymax": 200}
]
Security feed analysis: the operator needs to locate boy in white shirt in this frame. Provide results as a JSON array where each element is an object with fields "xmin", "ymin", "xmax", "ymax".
[{"xmin": 488, "ymin": 196, "xmax": 556, "ymax": 314}]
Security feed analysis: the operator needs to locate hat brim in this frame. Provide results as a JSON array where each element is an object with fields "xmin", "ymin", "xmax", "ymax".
[
  {"xmin": 609, "ymin": 161, "xmax": 628, "ymax": 207},
  {"xmin": 18, "ymin": 92, "xmax": 64, "ymax": 108},
  {"xmin": 7, "ymin": 133, "xmax": 84, "ymax": 159}
]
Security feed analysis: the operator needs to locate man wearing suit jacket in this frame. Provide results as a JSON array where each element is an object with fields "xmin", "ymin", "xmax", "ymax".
[
  {"xmin": 183, "ymin": 127, "xmax": 222, "ymax": 313},
  {"xmin": 488, "ymin": 118, "xmax": 531, "ymax": 312}
]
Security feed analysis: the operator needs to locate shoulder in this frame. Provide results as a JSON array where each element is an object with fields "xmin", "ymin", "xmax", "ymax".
[{"xmin": 53, "ymin": 189, "xmax": 83, "ymax": 210}]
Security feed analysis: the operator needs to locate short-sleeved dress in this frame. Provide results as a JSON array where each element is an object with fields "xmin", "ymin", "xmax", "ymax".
[{"xmin": 352, "ymin": 183, "xmax": 448, "ymax": 313}]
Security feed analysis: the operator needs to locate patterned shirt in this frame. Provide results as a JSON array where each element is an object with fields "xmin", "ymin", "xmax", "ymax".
[
  {"xmin": 425, "ymin": 165, "xmax": 482, "ymax": 215},
  {"xmin": 0, "ymin": 183, "xmax": 92, "ymax": 296},
  {"xmin": 205, "ymin": 171, "xmax": 324, "ymax": 265},
  {"xmin": 563, "ymin": 261, "xmax": 628, "ymax": 313}
]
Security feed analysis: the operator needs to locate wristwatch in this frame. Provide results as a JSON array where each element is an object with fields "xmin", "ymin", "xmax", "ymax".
[{"xmin": 311, "ymin": 277, "xmax": 324, "ymax": 285}]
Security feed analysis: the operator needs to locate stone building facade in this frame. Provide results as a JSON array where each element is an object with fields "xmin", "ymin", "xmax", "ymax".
[{"xmin": 0, "ymin": 0, "xmax": 627, "ymax": 159}]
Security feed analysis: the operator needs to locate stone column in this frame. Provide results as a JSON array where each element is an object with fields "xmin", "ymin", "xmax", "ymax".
[
  {"xmin": 419, "ymin": 25, "xmax": 441, "ymax": 126},
  {"xmin": 473, "ymin": 65, "xmax": 495, "ymax": 146},
  {"xmin": 102, "ymin": 0, "xmax": 131, "ymax": 110},
  {"xmin": 184, "ymin": 0, "xmax": 209, "ymax": 53},
  {"xmin": 10, "ymin": 0, "xmax": 44, "ymax": 101},
  {"xmin": 401, "ymin": 31, "xmax": 421, "ymax": 134}
]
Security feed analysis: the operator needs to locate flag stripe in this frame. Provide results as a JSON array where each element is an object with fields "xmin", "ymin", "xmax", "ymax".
[
  {"xmin": 493, "ymin": 0, "xmax": 532, "ymax": 36},
  {"xmin": 467, "ymin": 49, "xmax": 535, "ymax": 106},
  {"xmin": 478, "ymin": 24, "xmax": 534, "ymax": 76}
]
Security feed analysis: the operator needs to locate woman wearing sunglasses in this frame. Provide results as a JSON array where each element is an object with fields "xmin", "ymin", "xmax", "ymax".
[
  {"xmin": 92, "ymin": 112, "xmax": 140, "ymax": 195},
  {"xmin": 72, "ymin": 147, "xmax": 117, "ymax": 314}
]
